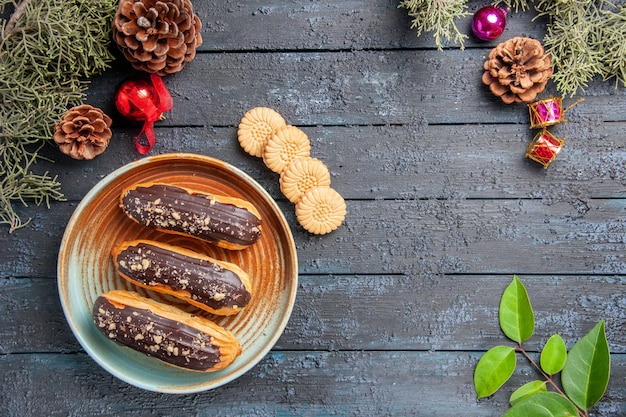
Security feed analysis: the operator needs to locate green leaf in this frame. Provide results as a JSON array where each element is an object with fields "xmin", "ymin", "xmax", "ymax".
[
  {"xmin": 502, "ymin": 392, "xmax": 579, "ymax": 417},
  {"xmin": 562, "ymin": 320, "xmax": 611, "ymax": 411},
  {"xmin": 499, "ymin": 275, "xmax": 535, "ymax": 343},
  {"xmin": 510, "ymin": 380, "xmax": 547, "ymax": 405},
  {"xmin": 541, "ymin": 334, "xmax": 568, "ymax": 375},
  {"xmin": 474, "ymin": 345, "xmax": 516, "ymax": 399}
]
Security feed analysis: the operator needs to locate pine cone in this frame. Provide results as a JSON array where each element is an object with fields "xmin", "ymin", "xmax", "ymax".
[
  {"xmin": 482, "ymin": 37, "xmax": 553, "ymax": 104},
  {"xmin": 53, "ymin": 105, "xmax": 113, "ymax": 160},
  {"xmin": 112, "ymin": 0, "xmax": 203, "ymax": 76}
]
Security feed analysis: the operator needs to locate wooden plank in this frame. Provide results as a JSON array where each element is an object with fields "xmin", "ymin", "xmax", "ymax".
[
  {"xmin": 281, "ymin": 274, "xmax": 626, "ymax": 352},
  {"xmin": 2, "ymin": 276, "xmax": 624, "ymax": 354},
  {"xmin": 33, "ymin": 122, "xmax": 626, "ymax": 202},
  {"xmin": 86, "ymin": 50, "xmax": 626, "ymax": 127},
  {"xmin": 1, "ymin": 351, "xmax": 624, "ymax": 416},
  {"xmin": 0, "ymin": 278, "xmax": 77, "ymax": 355},
  {"xmin": 3, "ymin": 198, "xmax": 625, "ymax": 278},
  {"xmin": 291, "ymin": 198, "xmax": 626, "ymax": 276},
  {"xmin": 195, "ymin": 0, "xmax": 548, "ymax": 52}
]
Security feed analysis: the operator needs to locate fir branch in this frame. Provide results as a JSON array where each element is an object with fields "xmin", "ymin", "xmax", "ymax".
[
  {"xmin": 535, "ymin": 0, "xmax": 624, "ymax": 96},
  {"xmin": 601, "ymin": 4, "xmax": 626, "ymax": 86},
  {"xmin": 0, "ymin": 0, "xmax": 117, "ymax": 232},
  {"xmin": 398, "ymin": 0, "xmax": 470, "ymax": 50},
  {"xmin": 0, "ymin": 0, "xmax": 30, "ymax": 41},
  {"xmin": 494, "ymin": 0, "xmax": 532, "ymax": 13},
  {"xmin": 534, "ymin": 0, "xmax": 597, "ymax": 18},
  {"xmin": 0, "ymin": 142, "xmax": 64, "ymax": 232},
  {"xmin": 540, "ymin": 5, "xmax": 605, "ymax": 97}
]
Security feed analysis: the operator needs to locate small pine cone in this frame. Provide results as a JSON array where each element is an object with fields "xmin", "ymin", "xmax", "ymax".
[
  {"xmin": 112, "ymin": 0, "xmax": 203, "ymax": 76},
  {"xmin": 53, "ymin": 105, "xmax": 113, "ymax": 160},
  {"xmin": 482, "ymin": 37, "xmax": 553, "ymax": 104}
]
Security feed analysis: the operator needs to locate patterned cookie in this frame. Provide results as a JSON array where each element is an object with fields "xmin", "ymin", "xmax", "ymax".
[
  {"xmin": 263, "ymin": 125, "xmax": 311, "ymax": 173},
  {"xmin": 280, "ymin": 157, "xmax": 331, "ymax": 203},
  {"xmin": 295, "ymin": 186, "xmax": 346, "ymax": 235},
  {"xmin": 238, "ymin": 107, "xmax": 286, "ymax": 157}
]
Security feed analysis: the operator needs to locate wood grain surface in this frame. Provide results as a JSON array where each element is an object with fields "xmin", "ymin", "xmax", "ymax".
[{"xmin": 1, "ymin": 0, "xmax": 625, "ymax": 416}]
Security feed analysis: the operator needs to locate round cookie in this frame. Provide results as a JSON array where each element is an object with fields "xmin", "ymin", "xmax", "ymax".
[
  {"xmin": 263, "ymin": 125, "xmax": 311, "ymax": 173},
  {"xmin": 280, "ymin": 157, "xmax": 331, "ymax": 203},
  {"xmin": 295, "ymin": 186, "xmax": 346, "ymax": 235},
  {"xmin": 238, "ymin": 107, "xmax": 286, "ymax": 157}
]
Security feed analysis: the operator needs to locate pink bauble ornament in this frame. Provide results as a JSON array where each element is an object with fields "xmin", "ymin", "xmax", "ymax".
[{"xmin": 472, "ymin": 6, "xmax": 507, "ymax": 41}]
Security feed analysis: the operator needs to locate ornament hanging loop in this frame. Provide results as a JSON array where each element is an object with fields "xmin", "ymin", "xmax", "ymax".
[{"xmin": 563, "ymin": 97, "xmax": 585, "ymax": 114}]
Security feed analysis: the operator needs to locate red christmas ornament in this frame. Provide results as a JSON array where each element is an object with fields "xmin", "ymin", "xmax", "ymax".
[
  {"xmin": 115, "ymin": 74, "xmax": 173, "ymax": 154},
  {"xmin": 472, "ymin": 6, "xmax": 507, "ymax": 41},
  {"xmin": 525, "ymin": 129, "xmax": 565, "ymax": 168}
]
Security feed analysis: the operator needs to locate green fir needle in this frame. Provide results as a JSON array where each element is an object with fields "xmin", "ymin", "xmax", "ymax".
[{"xmin": 0, "ymin": 0, "xmax": 117, "ymax": 232}]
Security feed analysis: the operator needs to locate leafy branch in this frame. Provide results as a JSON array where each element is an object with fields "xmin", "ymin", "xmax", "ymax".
[
  {"xmin": 0, "ymin": 0, "xmax": 117, "ymax": 232},
  {"xmin": 474, "ymin": 275, "xmax": 611, "ymax": 417},
  {"xmin": 397, "ymin": 0, "xmax": 470, "ymax": 50}
]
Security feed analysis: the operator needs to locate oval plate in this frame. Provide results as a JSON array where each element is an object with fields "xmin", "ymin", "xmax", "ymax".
[{"xmin": 58, "ymin": 153, "xmax": 298, "ymax": 393}]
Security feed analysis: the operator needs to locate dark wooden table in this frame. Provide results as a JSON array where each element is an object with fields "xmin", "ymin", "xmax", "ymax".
[{"xmin": 2, "ymin": 1, "xmax": 625, "ymax": 415}]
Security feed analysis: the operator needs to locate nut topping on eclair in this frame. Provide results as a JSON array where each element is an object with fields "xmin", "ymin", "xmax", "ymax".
[
  {"xmin": 92, "ymin": 290, "xmax": 241, "ymax": 372},
  {"xmin": 113, "ymin": 240, "xmax": 253, "ymax": 316},
  {"xmin": 120, "ymin": 183, "xmax": 262, "ymax": 250}
]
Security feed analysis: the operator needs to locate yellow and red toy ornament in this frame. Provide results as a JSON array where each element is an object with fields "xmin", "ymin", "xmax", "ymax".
[
  {"xmin": 525, "ymin": 129, "xmax": 565, "ymax": 168},
  {"xmin": 525, "ymin": 97, "xmax": 583, "ymax": 168}
]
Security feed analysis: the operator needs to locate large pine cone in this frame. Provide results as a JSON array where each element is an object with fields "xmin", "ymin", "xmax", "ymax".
[
  {"xmin": 53, "ymin": 105, "xmax": 113, "ymax": 160},
  {"xmin": 482, "ymin": 37, "xmax": 553, "ymax": 104},
  {"xmin": 112, "ymin": 0, "xmax": 203, "ymax": 76}
]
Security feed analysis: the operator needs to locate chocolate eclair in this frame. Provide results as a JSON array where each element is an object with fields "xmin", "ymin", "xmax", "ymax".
[
  {"xmin": 113, "ymin": 240, "xmax": 253, "ymax": 316},
  {"xmin": 92, "ymin": 290, "xmax": 242, "ymax": 372},
  {"xmin": 119, "ymin": 183, "xmax": 262, "ymax": 250}
]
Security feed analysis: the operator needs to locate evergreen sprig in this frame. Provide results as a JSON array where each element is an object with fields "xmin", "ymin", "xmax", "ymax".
[
  {"xmin": 0, "ymin": 0, "xmax": 117, "ymax": 232},
  {"xmin": 538, "ymin": 1, "xmax": 606, "ymax": 97},
  {"xmin": 495, "ymin": 0, "xmax": 531, "ymax": 12},
  {"xmin": 601, "ymin": 4, "xmax": 626, "ymax": 87},
  {"xmin": 495, "ymin": 0, "xmax": 626, "ymax": 96},
  {"xmin": 398, "ymin": 0, "xmax": 470, "ymax": 50}
]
